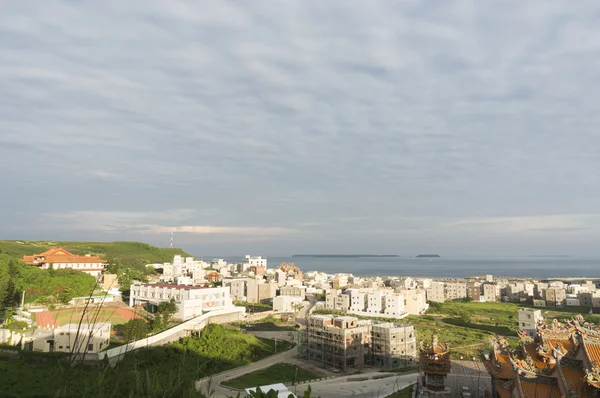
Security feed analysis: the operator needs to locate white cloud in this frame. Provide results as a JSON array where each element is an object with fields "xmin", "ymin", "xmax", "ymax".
[{"xmin": 2, "ymin": 1, "xmax": 600, "ymax": 253}]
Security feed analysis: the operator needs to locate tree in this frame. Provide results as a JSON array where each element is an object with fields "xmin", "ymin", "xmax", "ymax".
[
  {"xmin": 123, "ymin": 318, "xmax": 149, "ymax": 341},
  {"xmin": 152, "ymin": 298, "xmax": 178, "ymax": 331}
]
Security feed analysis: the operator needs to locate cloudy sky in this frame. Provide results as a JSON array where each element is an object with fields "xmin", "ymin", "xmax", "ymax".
[{"xmin": 2, "ymin": 1, "xmax": 600, "ymax": 256}]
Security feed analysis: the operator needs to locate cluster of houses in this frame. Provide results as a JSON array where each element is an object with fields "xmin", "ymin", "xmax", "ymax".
[{"xmin": 422, "ymin": 274, "xmax": 599, "ymax": 309}]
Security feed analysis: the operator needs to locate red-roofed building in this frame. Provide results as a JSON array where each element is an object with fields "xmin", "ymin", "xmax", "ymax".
[{"xmin": 22, "ymin": 248, "xmax": 106, "ymax": 278}]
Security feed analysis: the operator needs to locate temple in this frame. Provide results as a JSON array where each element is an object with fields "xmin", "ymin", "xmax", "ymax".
[
  {"xmin": 22, "ymin": 248, "xmax": 106, "ymax": 278},
  {"xmin": 482, "ymin": 314, "xmax": 600, "ymax": 397},
  {"xmin": 419, "ymin": 334, "xmax": 451, "ymax": 395}
]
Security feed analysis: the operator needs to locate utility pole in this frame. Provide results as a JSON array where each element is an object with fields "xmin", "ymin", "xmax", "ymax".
[{"xmin": 275, "ymin": 338, "xmax": 277, "ymax": 353}]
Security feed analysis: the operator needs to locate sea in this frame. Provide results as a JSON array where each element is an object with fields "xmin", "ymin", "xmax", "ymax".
[{"xmin": 204, "ymin": 256, "xmax": 600, "ymax": 279}]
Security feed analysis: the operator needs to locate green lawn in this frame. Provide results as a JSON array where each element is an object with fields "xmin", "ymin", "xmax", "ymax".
[{"xmin": 221, "ymin": 363, "xmax": 321, "ymax": 389}]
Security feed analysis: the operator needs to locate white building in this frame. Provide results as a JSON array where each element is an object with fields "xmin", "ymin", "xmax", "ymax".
[
  {"xmin": 349, "ymin": 290, "xmax": 367, "ymax": 312},
  {"xmin": 397, "ymin": 289, "xmax": 429, "ymax": 315},
  {"xmin": 242, "ymin": 255, "xmax": 267, "ymax": 271},
  {"xmin": 273, "ymin": 295, "xmax": 303, "ymax": 313},
  {"xmin": 384, "ymin": 294, "xmax": 405, "ymax": 316},
  {"xmin": 28, "ymin": 323, "xmax": 111, "ymax": 354},
  {"xmin": 129, "ymin": 283, "xmax": 234, "ymax": 320},
  {"xmin": 367, "ymin": 291, "xmax": 386, "ymax": 314},
  {"xmin": 518, "ymin": 308, "xmax": 543, "ymax": 338}
]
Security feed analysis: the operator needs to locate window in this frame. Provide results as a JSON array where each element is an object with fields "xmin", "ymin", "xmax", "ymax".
[
  {"xmin": 66, "ymin": 346, "xmax": 70, "ymax": 349},
  {"xmin": 59, "ymin": 346, "xmax": 63, "ymax": 349},
  {"xmin": 88, "ymin": 344, "xmax": 94, "ymax": 351}
]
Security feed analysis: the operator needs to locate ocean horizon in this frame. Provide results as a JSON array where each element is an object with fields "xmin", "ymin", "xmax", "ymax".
[{"xmin": 192, "ymin": 255, "xmax": 600, "ymax": 279}]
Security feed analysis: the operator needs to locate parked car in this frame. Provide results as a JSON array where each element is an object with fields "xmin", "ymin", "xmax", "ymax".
[{"xmin": 460, "ymin": 386, "xmax": 471, "ymax": 397}]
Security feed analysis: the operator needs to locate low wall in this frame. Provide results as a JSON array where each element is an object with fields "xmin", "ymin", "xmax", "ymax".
[
  {"xmin": 245, "ymin": 311, "xmax": 276, "ymax": 322},
  {"xmin": 102, "ymin": 306, "xmax": 245, "ymax": 366}
]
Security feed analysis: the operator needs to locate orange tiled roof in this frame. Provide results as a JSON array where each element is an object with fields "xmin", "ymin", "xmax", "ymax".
[
  {"xmin": 560, "ymin": 366, "xmax": 586, "ymax": 396},
  {"xmin": 22, "ymin": 247, "xmax": 105, "ymax": 265},
  {"xmin": 547, "ymin": 338, "xmax": 576, "ymax": 354},
  {"xmin": 482, "ymin": 353, "xmax": 515, "ymax": 379},
  {"xmin": 519, "ymin": 380, "xmax": 562, "ymax": 398},
  {"xmin": 582, "ymin": 336, "xmax": 600, "ymax": 365}
]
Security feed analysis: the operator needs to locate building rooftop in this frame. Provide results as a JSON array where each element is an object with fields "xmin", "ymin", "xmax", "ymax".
[{"xmin": 136, "ymin": 283, "xmax": 208, "ymax": 290}]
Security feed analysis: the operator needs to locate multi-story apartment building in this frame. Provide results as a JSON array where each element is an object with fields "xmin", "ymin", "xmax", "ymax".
[
  {"xmin": 426, "ymin": 282, "xmax": 445, "ymax": 303},
  {"xmin": 371, "ymin": 323, "xmax": 416, "ymax": 369},
  {"xmin": 280, "ymin": 286, "xmax": 306, "ymax": 300},
  {"xmin": 325, "ymin": 293, "xmax": 350, "ymax": 311},
  {"xmin": 129, "ymin": 283, "xmax": 234, "ymax": 320},
  {"xmin": 467, "ymin": 282, "xmax": 481, "ymax": 302},
  {"xmin": 222, "ymin": 278, "xmax": 249, "ymax": 301},
  {"xmin": 273, "ymin": 295, "xmax": 303, "ymax": 313},
  {"xmin": 483, "ymin": 283, "xmax": 500, "ymax": 302},
  {"xmin": 518, "ymin": 308, "xmax": 543, "ymax": 338},
  {"xmin": 367, "ymin": 291, "xmax": 386, "ymax": 314},
  {"xmin": 396, "ymin": 289, "xmax": 429, "ymax": 315},
  {"xmin": 444, "ymin": 282, "xmax": 467, "ymax": 301},
  {"xmin": 246, "ymin": 279, "xmax": 277, "ymax": 304},
  {"xmin": 332, "ymin": 274, "xmax": 351, "ymax": 289},
  {"xmin": 545, "ymin": 287, "xmax": 566, "ymax": 307},
  {"xmin": 242, "ymin": 255, "xmax": 267, "ymax": 271},
  {"xmin": 534, "ymin": 283, "xmax": 548, "ymax": 299},
  {"xmin": 383, "ymin": 294, "xmax": 405, "ymax": 317},
  {"xmin": 349, "ymin": 290, "xmax": 367, "ymax": 312},
  {"xmin": 306, "ymin": 315, "xmax": 416, "ymax": 371}
]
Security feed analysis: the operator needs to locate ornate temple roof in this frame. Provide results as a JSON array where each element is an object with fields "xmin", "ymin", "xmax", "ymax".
[{"xmin": 484, "ymin": 314, "xmax": 600, "ymax": 398}]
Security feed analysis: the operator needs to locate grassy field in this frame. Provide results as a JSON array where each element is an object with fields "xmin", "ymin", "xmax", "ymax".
[
  {"xmin": 221, "ymin": 363, "xmax": 321, "ymax": 389},
  {"xmin": 0, "ymin": 240, "xmax": 190, "ymax": 267},
  {"xmin": 236, "ymin": 315, "xmax": 298, "ymax": 331},
  {"xmin": 0, "ymin": 324, "xmax": 290, "ymax": 397}
]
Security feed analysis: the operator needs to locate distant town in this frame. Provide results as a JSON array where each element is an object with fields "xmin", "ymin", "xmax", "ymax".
[{"xmin": 2, "ymin": 246, "xmax": 600, "ymax": 397}]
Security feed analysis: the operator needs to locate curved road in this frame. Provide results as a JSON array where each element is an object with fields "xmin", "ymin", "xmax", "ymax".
[{"xmin": 195, "ymin": 344, "xmax": 298, "ymax": 397}]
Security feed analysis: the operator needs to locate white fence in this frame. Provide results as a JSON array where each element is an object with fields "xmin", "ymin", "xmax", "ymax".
[{"xmin": 101, "ymin": 307, "xmax": 245, "ymax": 365}]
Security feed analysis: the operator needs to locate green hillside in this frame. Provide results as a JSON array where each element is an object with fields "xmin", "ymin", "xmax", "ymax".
[{"xmin": 0, "ymin": 240, "xmax": 190, "ymax": 267}]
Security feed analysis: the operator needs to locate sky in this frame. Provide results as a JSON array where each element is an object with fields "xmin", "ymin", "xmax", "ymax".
[{"xmin": 2, "ymin": 1, "xmax": 600, "ymax": 257}]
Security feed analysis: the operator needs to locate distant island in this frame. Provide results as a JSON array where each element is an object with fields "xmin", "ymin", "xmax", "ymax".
[
  {"xmin": 416, "ymin": 254, "xmax": 440, "ymax": 258},
  {"xmin": 292, "ymin": 254, "xmax": 399, "ymax": 258}
]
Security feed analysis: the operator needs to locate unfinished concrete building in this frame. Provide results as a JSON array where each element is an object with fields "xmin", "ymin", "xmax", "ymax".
[
  {"xmin": 306, "ymin": 315, "xmax": 416, "ymax": 371},
  {"xmin": 371, "ymin": 322, "xmax": 416, "ymax": 369},
  {"xmin": 307, "ymin": 315, "xmax": 371, "ymax": 371}
]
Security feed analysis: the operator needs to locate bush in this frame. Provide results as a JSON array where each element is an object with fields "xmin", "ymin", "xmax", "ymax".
[{"xmin": 123, "ymin": 318, "xmax": 149, "ymax": 341}]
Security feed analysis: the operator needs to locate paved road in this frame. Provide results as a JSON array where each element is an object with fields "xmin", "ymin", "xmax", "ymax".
[
  {"xmin": 195, "ymin": 346, "xmax": 298, "ymax": 397},
  {"xmin": 295, "ymin": 372, "xmax": 417, "ymax": 398},
  {"xmin": 446, "ymin": 360, "xmax": 490, "ymax": 398}
]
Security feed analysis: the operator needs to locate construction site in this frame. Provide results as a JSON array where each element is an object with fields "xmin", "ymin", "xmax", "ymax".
[{"xmin": 304, "ymin": 315, "xmax": 416, "ymax": 372}]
